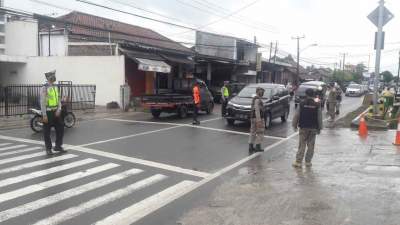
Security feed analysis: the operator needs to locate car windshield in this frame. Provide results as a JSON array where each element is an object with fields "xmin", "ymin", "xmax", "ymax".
[
  {"xmin": 348, "ymin": 84, "xmax": 361, "ymax": 89},
  {"xmin": 238, "ymin": 87, "xmax": 272, "ymax": 98},
  {"xmin": 296, "ymin": 85, "xmax": 316, "ymax": 95}
]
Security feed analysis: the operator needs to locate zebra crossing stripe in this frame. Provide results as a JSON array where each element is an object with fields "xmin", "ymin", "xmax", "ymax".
[
  {"xmin": 0, "ymin": 163, "xmax": 120, "ymax": 204},
  {"xmin": 0, "ymin": 144, "xmax": 27, "ymax": 152},
  {"xmin": 0, "ymin": 154, "xmax": 77, "ymax": 174},
  {"xmin": 0, "ymin": 168, "xmax": 143, "ymax": 223},
  {"xmin": 0, "ymin": 146, "xmax": 42, "ymax": 157},
  {"xmin": 0, "ymin": 143, "xmax": 12, "ymax": 147},
  {"xmin": 32, "ymin": 174, "xmax": 167, "ymax": 225},
  {"xmin": 95, "ymin": 180, "xmax": 196, "ymax": 225},
  {"xmin": 0, "ymin": 158, "xmax": 98, "ymax": 188},
  {"xmin": 0, "ymin": 152, "xmax": 45, "ymax": 165}
]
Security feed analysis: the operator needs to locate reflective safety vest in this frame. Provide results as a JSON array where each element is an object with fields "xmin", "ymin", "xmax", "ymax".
[
  {"xmin": 193, "ymin": 85, "xmax": 200, "ymax": 105},
  {"xmin": 47, "ymin": 86, "xmax": 59, "ymax": 108},
  {"xmin": 222, "ymin": 86, "xmax": 229, "ymax": 97}
]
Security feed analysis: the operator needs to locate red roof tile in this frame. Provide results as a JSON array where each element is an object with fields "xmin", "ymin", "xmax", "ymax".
[{"xmin": 58, "ymin": 11, "xmax": 192, "ymax": 54}]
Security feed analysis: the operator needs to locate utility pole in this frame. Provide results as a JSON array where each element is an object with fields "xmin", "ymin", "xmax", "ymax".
[
  {"xmin": 273, "ymin": 41, "xmax": 278, "ymax": 63},
  {"xmin": 372, "ymin": 0, "xmax": 385, "ymax": 115},
  {"xmin": 340, "ymin": 53, "xmax": 347, "ymax": 71},
  {"xmin": 269, "ymin": 42, "xmax": 273, "ymax": 63},
  {"xmin": 48, "ymin": 25, "xmax": 51, "ymax": 56},
  {"xmin": 397, "ymin": 50, "xmax": 400, "ymax": 94},
  {"xmin": 292, "ymin": 35, "xmax": 305, "ymax": 85}
]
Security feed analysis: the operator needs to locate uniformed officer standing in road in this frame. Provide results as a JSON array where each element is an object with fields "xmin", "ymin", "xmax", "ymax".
[
  {"xmin": 220, "ymin": 81, "xmax": 230, "ymax": 116},
  {"xmin": 41, "ymin": 70, "xmax": 66, "ymax": 155},
  {"xmin": 327, "ymin": 83, "xmax": 337, "ymax": 122},
  {"xmin": 292, "ymin": 88, "xmax": 322, "ymax": 168},
  {"xmin": 249, "ymin": 87, "xmax": 265, "ymax": 153},
  {"xmin": 192, "ymin": 80, "xmax": 201, "ymax": 125}
]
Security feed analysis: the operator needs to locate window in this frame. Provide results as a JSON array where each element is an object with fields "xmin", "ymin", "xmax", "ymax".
[
  {"xmin": 0, "ymin": 24, "xmax": 4, "ymax": 33},
  {"xmin": 157, "ymin": 73, "xmax": 169, "ymax": 89},
  {"xmin": 0, "ymin": 36, "xmax": 4, "ymax": 44}
]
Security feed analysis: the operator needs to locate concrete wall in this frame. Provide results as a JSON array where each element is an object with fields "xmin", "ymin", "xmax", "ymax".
[
  {"xmin": 5, "ymin": 20, "xmax": 38, "ymax": 56},
  {"xmin": 0, "ymin": 56, "xmax": 125, "ymax": 105}
]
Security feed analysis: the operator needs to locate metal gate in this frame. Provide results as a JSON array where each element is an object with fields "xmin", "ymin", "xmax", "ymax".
[{"xmin": 0, "ymin": 83, "xmax": 96, "ymax": 117}]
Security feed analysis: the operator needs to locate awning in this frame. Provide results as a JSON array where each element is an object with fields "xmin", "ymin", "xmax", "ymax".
[
  {"xmin": 239, "ymin": 70, "xmax": 257, "ymax": 76},
  {"xmin": 161, "ymin": 54, "xmax": 194, "ymax": 65},
  {"xmin": 136, "ymin": 58, "xmax": 171, "ymax": 73},
  {"xmin": 121, "ymin": 48, "xmax": 171, "ymax": 73}
]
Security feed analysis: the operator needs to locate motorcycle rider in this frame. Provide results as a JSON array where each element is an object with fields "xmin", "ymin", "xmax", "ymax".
[{"xmin": 40, "ymin": 70, "xmax": 66, "ymax": 155}]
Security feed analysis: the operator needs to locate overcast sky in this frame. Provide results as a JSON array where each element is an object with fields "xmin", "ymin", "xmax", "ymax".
[{"xmin": 5, "ymin": 0, "xmax": 400, "ymax": 74}]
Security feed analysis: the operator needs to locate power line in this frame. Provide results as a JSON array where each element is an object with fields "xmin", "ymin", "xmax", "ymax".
[{"xmin": 75, "ymin": 0, "xmax": 196, "ymax": 31}]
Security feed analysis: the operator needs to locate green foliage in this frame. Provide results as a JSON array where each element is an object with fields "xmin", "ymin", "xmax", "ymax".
[{"xmin": 381, "ymin": 71, "xmax": 394, "ymax": 83}]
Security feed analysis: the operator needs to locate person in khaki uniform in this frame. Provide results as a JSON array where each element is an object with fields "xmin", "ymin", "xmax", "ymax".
[
  {"xmin": 292, "ymin": 88, "xmax": 323, "ymax": 167},
  {"xmin": 327, "ymin": 83, "xmax": 337, "ymax": 122},
  {"xmin": 249, "ymin": 87, "xmax": 266, "ymax": 153}
]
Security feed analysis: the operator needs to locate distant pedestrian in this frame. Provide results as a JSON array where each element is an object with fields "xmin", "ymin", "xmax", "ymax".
[
  {"xmin": 41, "ymin": 70, "xmax": 66, "ymax": 156},
  {"xmin": 327, "ymin": 83, "xmax": 337, "ymax": 122},
  {"xmin": 192, "ymin": 80, "xmax": 201, "ymax": 125},
  {"xmin": 220, "ymin": 81, "xmax": 230, "ymax": 116},
  {"xmin": 292, "ymin": 88, "xmax": 322, "ymax": 168},
  {"xmin": 249, "ymin": 87, "xmax": 265, "ymax": 153},
  {"xmin": 335, "ymin": 83, "xmax": 342, "ymax": 115}
]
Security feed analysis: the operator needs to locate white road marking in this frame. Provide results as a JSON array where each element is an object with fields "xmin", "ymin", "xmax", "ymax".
[
  {"xmin": 0, "ymin": 146, "xmax": 41, "ymax": 157},
  {"xmin": 0, "ymin": 135, "xmax": 209, "ymax": 178},
  {"xmin": 0, "ymin": 152, "xmax": 44, "ymax": 165},
  {"xmin": 70, "ymin": 146, "xmax": 210, "ymax": 178},
  {"xmin": 0, "ymin": 154, "xmax": 77, "ymax": 174},
  {"xmin": 0, "ymin": 163, "xmax": 120, "ymax": 204},
  {"xmin": 105, "ymin": 118, "xmax": 284, "ymax": 140},
  {"xmin": 0, "ymin": 158, "xmax": 98, "ymax": 188},
  {"xmin": 199, "ymin": 117, "xmax": 223, "ymax": 123},
  {"xmin": 79, "ymin": 125, "xmax": 182, "ymax": 147},
  {"xmin": 0, "ymin": 143, "xmax": 12, "ymax": 147},
  {"xmin": 0, "ymin": 144, "xmax": 27, "ymax": 152},
  {"xmin": 33, "ymin": 174, "xmax": 167, "ymax": 225},
  {"xmin": 95, "ymin": 180, "xmax": 195, "ymax": 225},
  {"xmin": 0, "ymin": 168, "xmax": 143, "ymax": 223}
]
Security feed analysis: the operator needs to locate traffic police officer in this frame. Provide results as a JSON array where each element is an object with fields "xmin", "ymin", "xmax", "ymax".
[
  {"xmin": 40, "ymin": 70, "xmax": 66, "ymax": 155},
  {"xmin": 249, "ymin": 87, "xmax": 265, "ymax": 153},
  {"xmin": 192, "ymin": 80, "xmax": 201, "ymax": 125},
  {"xmin": 220, "ymin": 81, "xmax": 230, "ymax": 116},
  {"xmin": 292, "ymin": 88, "xmax": 322, "ymax": 167}
]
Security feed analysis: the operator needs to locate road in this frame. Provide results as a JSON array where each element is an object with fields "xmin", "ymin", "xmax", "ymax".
[{"xmin": 0, "ymin": 96, "xmax": 363, "ymax": 225}]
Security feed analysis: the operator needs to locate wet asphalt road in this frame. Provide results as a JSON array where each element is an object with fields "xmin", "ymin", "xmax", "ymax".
[{"xmin": 0, "ymin": 96, "xmax": 363, "ymax": 225}]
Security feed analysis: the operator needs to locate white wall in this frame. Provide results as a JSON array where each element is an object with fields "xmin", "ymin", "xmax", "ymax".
[
  {"xmin": 40, "ymin": 33, "xmax": 67, "ymax": 56},
  {"xmin": 1, "ymin": 56, "xmax": 125, "ymax": 105},
  {"xmin": 5, "ymin": 20, "xmax": 38, "ymax": 56}
]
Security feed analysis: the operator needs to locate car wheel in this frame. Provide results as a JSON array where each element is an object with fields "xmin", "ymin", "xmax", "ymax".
[
  {"xmin": 151, "ymin": 109, "xmax": 161, "ymax": 118},
  {"xmin": 206, "ymin": 102, "xmax": 214, "ymax": 114},
  {"xmin": 281, "ymin": 109, "xmax": 289, "ymax": 122},
  {"xmin": 265, "ymin": 112, "xmax": 272, "ymax": 129},
  {"xmin": 178, "ymin": 105, "xmax": 188, "ymax": 118},
  {"xmin": 227, "ymin": 119, "xmax": 235, "ymax": 126}
]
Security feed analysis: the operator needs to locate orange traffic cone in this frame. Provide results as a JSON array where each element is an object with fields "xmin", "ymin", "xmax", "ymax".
[
  {"xmin": 358, "ymin": 114, "xmax": 368, "ymax": 137},
  {"xmin": 393, "ymin": 117, "xmax": 400, "ymax": 145}
]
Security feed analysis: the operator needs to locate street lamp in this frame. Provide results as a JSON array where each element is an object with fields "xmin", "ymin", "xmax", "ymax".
[{"xmin": 300, "ymin": 43, "xmax": 318, "ymax": 52}]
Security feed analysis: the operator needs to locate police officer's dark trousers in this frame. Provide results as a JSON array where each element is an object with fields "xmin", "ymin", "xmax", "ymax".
[
  {"xmin": 43, "ymin": 110, "xmax": 64, "ymax": 150},
  {"xmin": 296, "ymin": 128, "xmax": 317, "ymax": 163},
  {"xmin": 193, "ymin": 104, "xmax": 199, "ymax": 122},
  {"xmin": 221, "ymin": 99, "xmax": 228, "ymax": 116}
]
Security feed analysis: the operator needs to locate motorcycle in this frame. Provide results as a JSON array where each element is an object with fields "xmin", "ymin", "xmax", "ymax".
[{"xmin": 30, "ymin": 106, "xmax": 76, "ymax": 133}]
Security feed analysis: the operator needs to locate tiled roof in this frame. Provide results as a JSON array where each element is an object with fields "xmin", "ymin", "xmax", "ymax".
[{"xmin": 58, "ymin": 11, "xmax": 192, "ymax": 54}]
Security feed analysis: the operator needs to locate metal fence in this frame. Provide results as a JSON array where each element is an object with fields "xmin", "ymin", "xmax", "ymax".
[{"xmin": 0, "ymin": 83, "xmax": 96, "ymax": 117}]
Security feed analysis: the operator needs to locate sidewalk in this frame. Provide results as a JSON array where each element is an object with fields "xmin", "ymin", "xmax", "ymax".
[
  {"xmin": 179, "ymin": 129, "xmax": 400, "ymax": 225},
  {"xmin": 0, "ymin": 106, "xmax": 144, "ymax": 130}
]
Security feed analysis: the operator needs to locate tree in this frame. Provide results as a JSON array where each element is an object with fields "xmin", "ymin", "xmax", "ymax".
[{"xmin": 381, "ymin": 71, "xmax": 394, "ymax": 84}]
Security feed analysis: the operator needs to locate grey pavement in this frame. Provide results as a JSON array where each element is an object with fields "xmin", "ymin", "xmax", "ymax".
[{"xmin": 177, "ymin": 130, "xmax": 400, "ymax": 225}]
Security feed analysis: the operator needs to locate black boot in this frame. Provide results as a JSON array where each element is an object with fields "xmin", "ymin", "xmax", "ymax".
[
  {"xmin": 249, "ymin": 144, "xmax": 255, "ymax": 152},
  {"xmin": 255, "ymin": 144, "xmax": 263, "ymax": 152},
  {"xmin": 54, "ymin": 146, "xmax": 67, "ymax": 153},
  {"xmin": 46, "ymin": 148, "xmax": 53, "ymax": 156}
]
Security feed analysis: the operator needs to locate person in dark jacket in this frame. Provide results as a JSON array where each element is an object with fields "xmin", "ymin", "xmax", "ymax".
[{"xmin": 292, "ymin": 88, "xmax": 323, "ymax": 168}]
